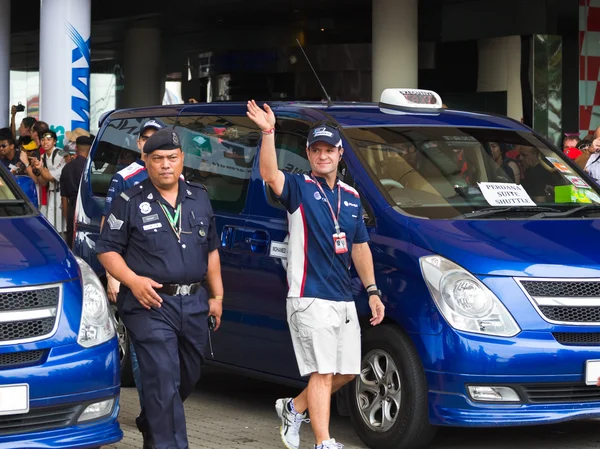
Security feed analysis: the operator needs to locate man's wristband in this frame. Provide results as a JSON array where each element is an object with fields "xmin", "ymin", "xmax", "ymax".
[
  {"xmin": 261, "ymin": 128, "xmax": 275, "ymax": 135},
  {"xmin": 366, "ymin": 283, "xmax": 377, "ymax": 291},
  {"xmin": 210, "ymin": 295, "xmax": 224, "ymax": 300}
]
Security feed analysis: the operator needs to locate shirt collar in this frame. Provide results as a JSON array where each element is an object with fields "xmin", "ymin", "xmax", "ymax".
[
  {"xmin": 310, "ymin": 171, "xmax": 339, "ymax": 190},
  {"xmin": 142, "ymin": 177, "xmax": 194, "ymax": 206}
]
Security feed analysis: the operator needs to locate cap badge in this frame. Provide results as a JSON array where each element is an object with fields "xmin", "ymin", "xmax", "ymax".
[
  {"xmin": 139, "ymin": 202, "xmax": 152, "ymax": 214},
  {"xmin": 172, "ymin": 132, "xmax": 180, "ymax": 146}
]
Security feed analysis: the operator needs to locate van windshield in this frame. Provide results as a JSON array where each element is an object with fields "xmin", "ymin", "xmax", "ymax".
[
  {"xmin": 345, "ymin": 126, "xmax": 600, "ymax": 219},
  {"xmin": 0, "ymin": 168, "xmax": 29, "ymax": 217}
]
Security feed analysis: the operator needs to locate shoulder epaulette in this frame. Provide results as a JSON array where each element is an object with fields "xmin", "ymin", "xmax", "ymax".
[
  {"xmin": 120, "ymin": 182, "xmax": 145, "ymax": 201},
  {"xmin": 185, "ymin": 180, "xmax": 207, "ymax": 191}
]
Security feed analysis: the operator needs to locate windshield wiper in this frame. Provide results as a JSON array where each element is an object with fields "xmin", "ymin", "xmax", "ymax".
[
  {"xmin": 458, "ymin": 206, "xmax": 560, "ymax": 219},
  {"xmin": 0, "ymin": 199, "xmax": 25, "ymax": 204},
  {"xmin": 530, "ymin": 204, "xmax": 600, "ymax": 219}
]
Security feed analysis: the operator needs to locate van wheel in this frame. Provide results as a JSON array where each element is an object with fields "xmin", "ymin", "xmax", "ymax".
[
  {"xmin": 348, "ymin": 325, "xmax": 437, "ymax": 449},
  {"xmin": 111, "ymin": 304, "xmax": 135, "ymax": 387}
]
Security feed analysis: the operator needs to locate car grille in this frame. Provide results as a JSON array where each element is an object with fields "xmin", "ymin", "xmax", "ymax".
[
  {"xmin": 0, "ymin": 287, "xmax": 59, "ymax": 311},
  {"xmin": 520, "ymin": 280, "xmax": 600, "ymax": 298},
  {"xmin": 553, "ymin": 332, "xmax": 600, "ymax": 346},
  {"xmin": 0, "ymin": 404, "xmax": 79, "ymax": 436},
  {"xmin": 540, "ymin": 306, "xmax": 600, "ymax": 323},
  {"xmin": 0, "ymin": 350, "xmax": 46, "ymax": 369},
  {"xmin": 516, "ymin": 278, "xmax": 600, "ymax": 325},
  {"xmin": 521, "ymin": 383, "xmax": 600, "ymax": 403},
  {"xmin": 0, "ymin": 286, "xmax": 61, "ymax": 344}
]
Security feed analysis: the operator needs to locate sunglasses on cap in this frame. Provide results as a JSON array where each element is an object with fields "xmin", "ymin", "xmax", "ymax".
[{"xmin": 42, "ymin": 133, "xmax": 55, "ymax": 139}]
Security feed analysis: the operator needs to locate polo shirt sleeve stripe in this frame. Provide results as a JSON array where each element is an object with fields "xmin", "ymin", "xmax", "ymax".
[{"xmin": 286, "ymin": 203, "xmax": 309, "ymax": 297}]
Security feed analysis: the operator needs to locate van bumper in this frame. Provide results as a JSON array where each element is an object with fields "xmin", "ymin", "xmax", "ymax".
[
  {"xmin": 426, "ymin": 373, "xmax": 600, "ymax": 426},
  {"xmin": 418, "ymin": 330, "xmax": 600, "ymax": 426},
  {"xmin": 0, "ymin": 339, "xmax": 122, "ymax": 448}
]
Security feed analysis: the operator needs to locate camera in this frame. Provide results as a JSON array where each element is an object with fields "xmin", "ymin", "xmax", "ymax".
[{"xmin": 15, "ymin": 102, "xmax": 25, "ymax": 112}]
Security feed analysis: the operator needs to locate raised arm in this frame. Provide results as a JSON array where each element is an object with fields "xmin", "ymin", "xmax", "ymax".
[{"xmin": 246, "ymin": 100, "xmax": 285, "ymax": 196}]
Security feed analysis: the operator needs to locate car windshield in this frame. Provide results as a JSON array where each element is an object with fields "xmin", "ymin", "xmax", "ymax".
[
  {"xmin": 345, "ymin": 126, "xmax": 600, "ymax": 219},
  {"xmin": 0, "ymin": 167, "xmax": 30, "ymax": 217}
]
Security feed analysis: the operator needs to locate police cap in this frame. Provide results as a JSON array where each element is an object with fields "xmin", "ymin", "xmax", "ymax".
[{"xmin": 143, "ymin": 128, "xmax": 182, "ymax": 154}]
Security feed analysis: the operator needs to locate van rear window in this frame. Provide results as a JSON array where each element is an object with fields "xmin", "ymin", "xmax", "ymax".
[{"xmin": 91, "ymin": 115, "xmax": 258, "ymax": 213}]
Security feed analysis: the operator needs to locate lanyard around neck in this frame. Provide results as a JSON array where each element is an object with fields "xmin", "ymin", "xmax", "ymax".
[
  {"xmin": 160, "ymin": 202, "xmax": 181, "ymax": 240},
  {"xmin": 311, "ymin": 174, "xmax": 341, "ymax": 233}
]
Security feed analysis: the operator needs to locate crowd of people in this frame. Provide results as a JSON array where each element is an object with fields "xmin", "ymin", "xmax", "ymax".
[
  {"xmin": 1, "ymin": 109, "xmax": 94, "ymax": 246},
  {"xmin": 562, "ymin": 129, "xmax": 600, "ymax": 185}
]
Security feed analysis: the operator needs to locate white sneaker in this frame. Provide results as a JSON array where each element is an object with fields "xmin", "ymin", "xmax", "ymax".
[
  {"xmin": 275, "ymin": 398, "xmax": 310, "ymax": 449},
  {"xmin": 317, "ymin": 438, "xmax": 344, "ymax": 449}
]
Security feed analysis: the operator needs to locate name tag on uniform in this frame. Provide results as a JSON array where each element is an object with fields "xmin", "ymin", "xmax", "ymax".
[{"xmin": 143, "ymin": 223, "xmax": 162, "ymax": 231}]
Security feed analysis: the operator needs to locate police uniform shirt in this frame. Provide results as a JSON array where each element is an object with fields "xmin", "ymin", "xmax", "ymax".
[
  {"xmin": 96, "ymin": 177, "xmax": 219, "ymax": 284},
  {"xmin": 277, "ymin": 172, "xmax": 370, "ymax": 302},
  {"xmin": 103, "ymin": 160, "xmax": 147, "ymax": 217}
]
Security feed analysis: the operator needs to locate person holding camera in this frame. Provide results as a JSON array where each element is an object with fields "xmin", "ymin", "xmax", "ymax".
[
  {"xmin": 247, "ymin": 101, "xmax": 385, "ymax": 449},
  {"xmin": 96, "ymin": 128, "xmax": 224, "ymax": 449},
  {"xmin": 0, "ymin": 129, "xmax": 35, "ymax": 180}
]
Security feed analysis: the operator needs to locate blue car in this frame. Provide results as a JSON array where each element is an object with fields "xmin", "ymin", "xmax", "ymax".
[
  {"xmin": 75, "ymin": 90, "xmax": 600, "ymax": 449},
  {"xmin": 0, "ymin": 165, "xmax": 121, "ymax": 448}
]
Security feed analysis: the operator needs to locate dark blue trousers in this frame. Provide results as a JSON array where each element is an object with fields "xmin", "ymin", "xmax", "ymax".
[{"xmin": 119, "ymin": 288, "xmax": 209, "ymax": 449}]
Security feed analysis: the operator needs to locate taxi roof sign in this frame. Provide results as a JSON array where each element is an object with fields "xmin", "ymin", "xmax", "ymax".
[{"xmin": 379, "ymin": 88, "xmax": 443, "ymax": 113}]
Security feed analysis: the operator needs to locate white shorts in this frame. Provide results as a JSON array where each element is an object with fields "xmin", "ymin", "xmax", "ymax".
[{"xmin": 286, "ymin": 297, "xmax": 361, "ymax": 377}]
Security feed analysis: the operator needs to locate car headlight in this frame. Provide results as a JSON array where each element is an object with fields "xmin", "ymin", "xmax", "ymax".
[
  {"xmin": 76, "ymin": 257, "xmax": 115, "ymax": 347},
  {"xmin": 420, "ymin": 255, "xmax": 520, "ymax": 337}
]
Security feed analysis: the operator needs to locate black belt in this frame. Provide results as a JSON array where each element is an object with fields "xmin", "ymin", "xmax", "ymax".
[{"xmin": 155, "ymin": 282, "xmax": 203, "ymax": 296}]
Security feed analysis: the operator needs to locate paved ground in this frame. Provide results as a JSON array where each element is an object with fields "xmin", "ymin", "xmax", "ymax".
[{"xmin": 107, "ymin": 368, "xmax": 600, "ymax": 449}]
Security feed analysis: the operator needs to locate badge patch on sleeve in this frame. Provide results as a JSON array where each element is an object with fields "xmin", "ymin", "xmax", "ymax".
[{"xmin": 108, "ymin": 214, "xmax": 124, "ymax": 231}]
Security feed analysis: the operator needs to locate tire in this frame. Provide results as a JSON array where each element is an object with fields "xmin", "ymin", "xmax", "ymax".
[
  {"xmin": 111, "ymin": 304, "xmax": 135, "ymax": 387},
  {"xmin": 347, "ymin": 325, "xmax": 437, "ymax": 449}
]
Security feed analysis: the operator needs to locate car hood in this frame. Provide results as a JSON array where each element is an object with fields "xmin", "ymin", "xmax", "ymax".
[
  {"xmin": 0, "ymin": 215, "xmax": 80, "ymax": 287},
  {"xmin": 409, "ymin": 218, "xmax": 600, "ymax": 277}
]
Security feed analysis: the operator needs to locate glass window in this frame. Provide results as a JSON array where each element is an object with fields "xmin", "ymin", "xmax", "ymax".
[
  {"xmin": 91, "ymin": 115, "xmax": 258, "ymax": 214},
  {"xmin": 344, "ymin": 126, "xmax": 600, "ymax": 220},
  {"xmin": 0, "ymin": 169, "xmax": 33, "ymax": 217}
]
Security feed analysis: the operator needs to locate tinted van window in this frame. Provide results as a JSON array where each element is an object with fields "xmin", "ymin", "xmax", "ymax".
[{"xmin": 91, "ymin": 115, "xmax": 259, "ymax": 213}]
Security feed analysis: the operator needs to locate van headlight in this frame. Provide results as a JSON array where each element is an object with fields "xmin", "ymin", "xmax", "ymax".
[
  {"xmin": 76, "ymin": 257, "xmax": 115, "ymax": 347},
  {"xmin": 420, "ymin": 255, "xmax": 520, "ymax": 337}
]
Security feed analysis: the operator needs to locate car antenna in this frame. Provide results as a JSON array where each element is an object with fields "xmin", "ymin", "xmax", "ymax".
[{"xmin": 296, "ymin": 38, "xmax": 332, "ymax": 107}]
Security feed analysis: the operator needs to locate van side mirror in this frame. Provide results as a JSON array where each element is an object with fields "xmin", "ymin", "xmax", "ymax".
[{"xmin": 15, "ymin": 175, "xmax": 39, "ymax": 208}]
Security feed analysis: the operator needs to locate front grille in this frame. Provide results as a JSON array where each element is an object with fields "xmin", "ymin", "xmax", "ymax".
[
  {"xmin": 0, "ymin": 404, "xmax": 79, "ymax": 436},
  {"xmin": 521, "ymin": 383, "xmax": 600, "ymax": 403},
  {"xmin": 520, "ymin": 280, "xmax": 600, "ymax": 298},
  {"xmin": 0, "ymin": 350, "xmax": 45, "ymax": 369},
  {"xmin": 553, "ymin": 332, "xmax": 600, "ymax": 346},
  {"xmin": 0, "ymin": 287, "xmax": 59, "ymax": 311},
  {"xmin": 0, "ymin": 318, "xmax": 55, "ymax": 343},
  {"xmin": 540, "ymin": 306, "xmax": 600, "ymax": 323}
]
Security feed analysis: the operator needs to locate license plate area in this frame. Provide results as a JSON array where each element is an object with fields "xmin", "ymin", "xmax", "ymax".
[
  {"xmin": 0, "ymin": 384, "xmax": 29, "ymax": 415},
  {"xmin": 585, "ymin": 360, "xmax": 600, "ymax": 386}
]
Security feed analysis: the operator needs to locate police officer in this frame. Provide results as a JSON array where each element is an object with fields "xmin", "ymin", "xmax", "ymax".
[{"xmin": 96, "ymin": 128, "xmax": 224, "ymax": 449}]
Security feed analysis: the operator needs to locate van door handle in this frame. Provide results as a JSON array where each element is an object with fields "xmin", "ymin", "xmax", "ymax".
[
  {"xmin": 244, "ymin": 230, "xmax": 269, "ymax": 254},
  {"xmin": 245, "ymin": 237, "xmax": 268, "ymax": 246}
]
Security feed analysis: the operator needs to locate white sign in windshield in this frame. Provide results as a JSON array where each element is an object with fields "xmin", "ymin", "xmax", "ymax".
[{"xmin": 478, "ymin": 182, "xmax": 536, "ymax": 207}]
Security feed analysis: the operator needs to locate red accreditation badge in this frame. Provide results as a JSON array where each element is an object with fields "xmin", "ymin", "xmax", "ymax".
[{"xmin": 333, "ymin": 232, "xmax": 348, "ymax": 254}]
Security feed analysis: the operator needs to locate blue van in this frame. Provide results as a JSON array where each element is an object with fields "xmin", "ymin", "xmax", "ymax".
[
  {"xmin": 75, "ymin": 91, "xmax": 600, "ymax": 449},
  {"xmin": 0, "ymin": 165, "xmax": 121, "ymax": 448}
]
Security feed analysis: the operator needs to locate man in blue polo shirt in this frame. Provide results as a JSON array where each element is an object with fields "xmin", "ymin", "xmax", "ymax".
[
  {"xmin": 100, "ymin": 119, "xmax": 161, "ymax": 449},
  {"xmin": 247, "ymin": 100, "xmax": 385, "ymax": 449}
]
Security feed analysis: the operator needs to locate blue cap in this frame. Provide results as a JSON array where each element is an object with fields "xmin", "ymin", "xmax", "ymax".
[
  {"xmin": 143, "ymin": 128, "xmax": 181, "ymax": 154},
  {"xmin": 307, "ymin": 124, "xmax": 342, "ymax": 148}
]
